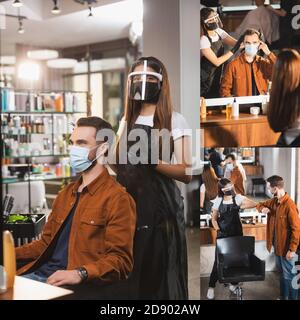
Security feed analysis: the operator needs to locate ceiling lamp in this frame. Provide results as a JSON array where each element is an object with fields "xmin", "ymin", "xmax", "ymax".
[
  {"xmin": 27, "ymin": 50, "xmax": 59, "ymax": 60},
  {"xmin": 51, "ymin": 0, "xmax": 61, "ymax": 14},
  {"xmin": 88, "ymin": 5, "xmax": 93, "ymax": 17},
  {"xmin": 12, "ymin": 0, "xmax": 23, "ymax": 8},
  {"xmin": 17, "ymin": 9, "xmax": 25, "ymax": 34},
  {"xmin": 0, "ymin": 56, "xmax": 16, "ymax": 65},
  {"xmin": 18, "ymin": 19, "xmax": 24, "ymax": 34},
  {"xmin": 47, "ymin": 58, "xmax": 78, "ymax": 69}
]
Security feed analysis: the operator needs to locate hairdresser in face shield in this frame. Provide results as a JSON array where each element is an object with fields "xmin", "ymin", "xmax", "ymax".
[
  {"xmin": 200, "ymin": 7, "xmax": 243, "ymax": 98},
  {"xmin": 109, "ymin": 56, "xmax": 192, "ymax": 300},
  {"xmin": 206, "ymin": 178, "xmax": 257, "ymax": 300}
]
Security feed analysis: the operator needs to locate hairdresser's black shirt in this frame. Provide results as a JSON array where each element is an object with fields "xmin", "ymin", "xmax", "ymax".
[{"xmin": 280, "ymin": 0, "xmax": 297, "ymax": 31}]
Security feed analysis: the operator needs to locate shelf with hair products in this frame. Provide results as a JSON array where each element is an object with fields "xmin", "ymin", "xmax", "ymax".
[{"xmin": 1, "ymin": 88, "xmax": 88, "ymax": 245}]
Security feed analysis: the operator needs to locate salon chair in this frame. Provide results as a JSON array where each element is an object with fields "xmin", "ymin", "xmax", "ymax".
[{"xmin": 217, "ymin": 236, "xmax": 265, "ymax": 300}]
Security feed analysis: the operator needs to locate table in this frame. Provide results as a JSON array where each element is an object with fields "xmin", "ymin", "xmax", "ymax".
[
  {"xmin": 201, "ymin": 114, "xmax": 280, "ymax": 147},
  {"xmin": 0, "ymin": 276, "xmax": 73, "ymax": 300},
  {"xmin": 200, "ymin": 223, "xmax": 267, "ymax": 245}
]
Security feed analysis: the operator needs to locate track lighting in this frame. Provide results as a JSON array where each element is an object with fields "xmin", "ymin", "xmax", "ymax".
[
  {"xmin": 88, "ymin": 5, "xmax": 93, "ymax": 17},
  {"xmin": 12, "ymin": 0, "xmax": 23, "ymax": 8},
  {"xmin": 51, "ymin": 0, "xmax": 61, "ymax": 14}
]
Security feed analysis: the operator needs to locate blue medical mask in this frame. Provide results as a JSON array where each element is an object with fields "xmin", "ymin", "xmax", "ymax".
[
  {"xmin": 227, "ymin": 163, "xmax": 234, "ymax": 171},
  {"xmin": 245, "ymin": 44, "xmax": 259, "ymax": 57},
  {"xmin": 70, "ymin": 144, "xmax": 106, "ymax": 173}
]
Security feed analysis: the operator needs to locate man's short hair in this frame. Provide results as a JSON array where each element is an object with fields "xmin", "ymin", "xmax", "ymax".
[
  {"xmin": 243, "ymin": 28, "xmax": 262, "ymax": 41},
  {"xmin": 266, "ymin": 175, "xmax": 284, "ymax": 188},
  {"xmin": 225, "ymin": 153, "xmax": 236, "ymax": 161},
  {"xmin": 76, "ymin": 116, "xmax": 113, "ymax": 144}
]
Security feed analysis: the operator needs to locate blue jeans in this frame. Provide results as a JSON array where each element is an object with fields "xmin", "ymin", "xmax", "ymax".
[
  {"xmin": 275, "ymin": 254, "xmax": 299, "ymax": 300},
  {"xmin": 22, "ymin": 272, "xmax": 48, "ymax": 283}
]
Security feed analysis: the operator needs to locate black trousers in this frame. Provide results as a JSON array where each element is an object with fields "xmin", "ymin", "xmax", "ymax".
[
  {"xmin": 208, "ymin": 245, "xmax": 238, "ymax": 288},
  {"xmin": 208, "ymin": 247, "xmax": 218, "ymax": 288}
]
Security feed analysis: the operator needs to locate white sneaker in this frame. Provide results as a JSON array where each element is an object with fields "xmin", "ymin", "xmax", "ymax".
[
  {"xmin": 207, "ymin": 287, "xmax": 215, "ymax": 300},
  {"xmin": 229, "ymin": 284, "xmax": 238, "ymax": 293}
]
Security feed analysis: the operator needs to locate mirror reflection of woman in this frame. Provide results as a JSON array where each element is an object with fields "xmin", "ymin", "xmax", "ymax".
[
  {"xmin": 112, "ymin": 56, "xmax": 192, "ymax": 300},
  {"xmin": 207, "ymin": 178, "xmax": 257, "ymax": 300},
  {"xmin": 267, "ymin": 49, "xmax": 300, "ymax": 146},
  {"xmin": 200, "ymin": 8, "xmax": 242, "ymax": 98}
]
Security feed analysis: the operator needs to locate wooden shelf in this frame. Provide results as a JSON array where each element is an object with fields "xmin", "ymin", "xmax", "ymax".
[
  {"xmin": 200, "ymin": 223, "xmax": 267, "ymax": 245},
  {"xmin": 200, "ymin": 113, "xmax": 280, "ymax": 147}
]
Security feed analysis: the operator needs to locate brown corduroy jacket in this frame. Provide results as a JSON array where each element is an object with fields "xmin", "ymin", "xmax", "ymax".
[
  {"xmin": 220, "ymin": 52, "xmax": 276, "ymax": 97},
  {"xmin": 230, "ymin": 167, "xmax": 245, "ymax": 196},
  {"xmin": 256, "ymin": 193, "xmax": 300, "ymax": 257},
  {"xmin": 16, "ymin": 168, "xmax": 137, "ymax": 282}
]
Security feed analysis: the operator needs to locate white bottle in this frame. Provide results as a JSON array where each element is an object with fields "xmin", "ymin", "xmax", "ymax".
[{"xmin": 232, "ymin": 98, "xmax": 239, "ymax": 118}]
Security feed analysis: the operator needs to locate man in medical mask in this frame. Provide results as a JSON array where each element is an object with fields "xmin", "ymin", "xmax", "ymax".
[
  {"xmin": 220, "ymin": 28, "xmax": 276, "ymax": 97},
  {"xmin": 15, "ymin": 117, "xmax": 136, "ymax": 298},
  {"xmin": 257, "ymin": 175, "xmax": 300, "ymax": 300},
  {"xmin": 223, "ymin": 153, "xmax": 246, "ymax": 195}
]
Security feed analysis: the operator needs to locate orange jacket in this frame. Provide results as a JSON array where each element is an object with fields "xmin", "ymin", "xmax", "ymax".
[
  {"xmin": 230, "ymin": 167, "xmax": 245, "ymax": 196},
  {"xmin": 16, "ymin": 168, "xmax": 137, "ymax": 282},
  {"xmin": 256, "ymin": 193, "xmax": 300, "ymax": 256},
  {"xmin": 220, "ymin": 52, "xmax": 276, "ymax": 97}
]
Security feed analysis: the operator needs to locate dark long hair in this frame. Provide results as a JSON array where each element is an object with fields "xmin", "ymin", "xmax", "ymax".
[
  {"xmin": 123, "ymin": 56, "xmax": 173, "ymax": 132},
  {"xmin": 200, "ymin": 7, "xmax": 215, "ymax": 41},
  {"xmin": 268, "ymin": 49, "xmax": 300, "ymax": 132},
  {"xmin": 202, "ymin": 164, "xmax": 219, "ymax": 200},
  {"xmin": 117, "ymin": 56, "xmax": 174, "ymax": 163}
]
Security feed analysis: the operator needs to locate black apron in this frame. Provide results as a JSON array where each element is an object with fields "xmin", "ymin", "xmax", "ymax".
[
  {"xmin": 277, "ymin": 132, "xmax": 300, "ymax": 147},
  {"xmin": 217, "ymin": 196, "xmax": 243, "ymax": 239},
  {"xmin": 201, "ymin": 33, "xmax": 224, "ymax": 98},
  {"xmin": 114, "ymin": 123, "xmax": 188, "ymax": 300}
]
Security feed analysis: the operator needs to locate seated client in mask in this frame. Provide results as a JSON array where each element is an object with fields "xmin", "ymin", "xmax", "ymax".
[
  {"xmin": 15, "ymin": 117, "xmax": 136, "ymax": 298},
  {"xmin": 220, "ymin": 28, "xmax": 276, "ymax": 98}
]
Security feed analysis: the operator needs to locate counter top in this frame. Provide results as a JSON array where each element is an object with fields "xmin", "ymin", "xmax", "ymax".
[
  {"xmin": 0, "ymin": 276, "xmax": 73, "ymax": 300},
  {"xmin": 200, "ymin": 112, "xmax": 280, "ymax": 147},
  {"xmin": 201, "ymin": 113, "xmax": 268, "ymax": 126}
]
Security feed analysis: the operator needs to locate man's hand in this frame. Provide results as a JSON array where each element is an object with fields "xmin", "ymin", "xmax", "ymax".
[
  {"xmin": 286, "ymin": 250, "xmax": 296, "ymax": 261},
  {"xmin": 261, "ymin": 207, "xmax": 270, "ymax": 214},
  {"xmin": 259, "ymin": 41, "xmax": 271, "ymax": 56},
  {"xmin": 47, "ymin": 270, "xmax": 82, "ymax": 287}
]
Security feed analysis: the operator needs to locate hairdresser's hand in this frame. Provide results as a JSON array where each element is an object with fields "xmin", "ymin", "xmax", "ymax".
[
  {"xmin": 47, "ymin": 270, "xmax": 82, "ymax": 287},
  {"xmin": 231, "ymin": 35, "xmax": 244, "ymax": 54},
  {"xmin": 261, "ymin": 207, "xmax": 270, "ymax": 214},
  {"xmin": 259, "ymin": 41, "xmax": 271, "ymax": 56}
]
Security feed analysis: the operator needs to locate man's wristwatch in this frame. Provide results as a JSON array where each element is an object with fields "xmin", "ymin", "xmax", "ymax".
[{"xmin": 76, "ymin": 267, "xmax": 88, "ymax": 282}]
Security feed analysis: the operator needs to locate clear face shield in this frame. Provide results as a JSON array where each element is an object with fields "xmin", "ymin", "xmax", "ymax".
[
  {"xmin": 204, "ymin": 13, "xmax": 223, "ymax": 31},
  {"xmin": 128, "ymin": 60, "xmax": 163, "ymax": 103},
  {"xmin": 222, "ymin": 184, "xmax": 235, "ymax": 196}
]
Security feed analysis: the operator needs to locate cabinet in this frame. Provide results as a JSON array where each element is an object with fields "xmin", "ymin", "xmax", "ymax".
[{"xmin": 1, "ymin": 89, "xmax": 88, "ymax": 244}]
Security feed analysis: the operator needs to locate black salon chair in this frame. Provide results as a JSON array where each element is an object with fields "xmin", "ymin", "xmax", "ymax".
[{"xmin": 216, "ymin": 236, "xmax": 265, "ymax": 300}]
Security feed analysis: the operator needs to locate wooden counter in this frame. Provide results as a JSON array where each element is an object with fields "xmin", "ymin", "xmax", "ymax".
[
  {"xmin": 201, "ymin": 114, "xmax": 280, "ymax": 147},
  {"xmin": 0, "ymin": 276, "xmax": 73, "ymax": 300},
  {"xmin": 200, "ymin": 223, "xmax": 267, "ymax": 245}
]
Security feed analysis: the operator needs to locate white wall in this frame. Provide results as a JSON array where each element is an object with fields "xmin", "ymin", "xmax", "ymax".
[
  {"xmin": 260, "ymin": 148, "xmax": 296, "ymax": 199},
  {"xmin": 142, "ymin": 0, "xmax": 199, "ymax": 138},
  {"xmin": 142, "ymin": 0, "xmax": 200, "ymax": 224}
]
